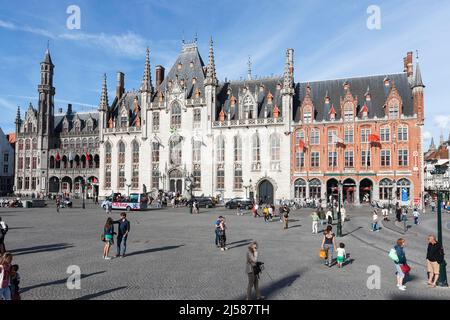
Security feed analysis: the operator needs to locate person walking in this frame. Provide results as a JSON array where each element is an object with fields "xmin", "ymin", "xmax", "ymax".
[
  {"xmin": 237, "ymin": 202, "xmax": 242, "ymax": 216},
  {"xmin": 318, "ymin": 208, "xmax": 326, "ymax": 226},
  {"xmin": 114, "ymin": 212, "xmax": 130, "ymax": 258},
  {"xmin": 326, "ymin": 209, "xmax": 333, "ymax": 225},
  {"xmin": 396, "ymin": 204, "xmax": 401, "ymax": 222},
  {"xmin": 268, "ymin": 204, "xmax": 273, "ymax": 221},
  {"xmin": 282, "ymin": 205, "xmax": 290, "ymax": 229},
  {"xmin": 214, "ymin": 216, "xmax": 222, "ymax": 248},
  {"xmin": 0, "ymin": 252, "xmax": 13, "ymax": 300},
  {"xmin": 372, "ymin": 210, "xmax": 380, "ymax": 232},
  {"xmin": 413, "ymin": 207, "xmax": 420, "ymax": 225},
  {"xmin": 321, "ymin": 225, "xmax": 337, "ymax": 267},
  {"xmin": 336, "ymin": 243, "xmax": 346, "ymax": 268},
  {"xmin": 56, "ymin": 197, "xmax": 60, "ymax": 213},
  {"xmin": 246, "ymin": 241, "xmax": 264, "ymax": 300},
  {"xmin": 0, "ymin": 217, "xmax": 8, "ymax": 255},
  {"xmin": 263, "ymin": 205, "xmax": 269, "ymax": 223},
  {"xmin": 102, "ymin": 217, "xmax": 115, "ymax": 260},
  {"xmin": 311, "ymin": 211, "xmax": 319, "ymax": 234},
  {"xmin": 340, "ymin": 206, "xmax": 347, "ymax": 227},
  {"xmin": 219, "ymin": 217, "xmax": 228, "ymax": 251},
  {"xmin": 389, "ymin": 238, "xmax": 408, "ymax": 291},
  {"xmin": 254, "ymin": 203, "xmax": 260, "ymax": 218},
  {"xmin": 426, "ymin": 235, "xmax": 444, "ymax": 288}
]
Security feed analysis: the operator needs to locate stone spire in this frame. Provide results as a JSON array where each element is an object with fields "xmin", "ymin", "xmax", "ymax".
[
  {"xmin": 15, "ymin": 106, "xmax": 21, "ymax": 123},
  {"xmin": 141, "ymin": 47, "xmax": 153, "ymax": 93},
  {"xmin": 413, "ymin": 60, "xmax": 424, "ymax": 88},
  {"xmin": 99, "ymin": 73, "xmax": 109, "ymax": 111},
  {"xmin": 247, "ymin": 56, "xmax": 252, "ymax": 80},
  {"xmin": 429, "ymin": 137, "xmax": 436, "ymax": 151},
  {"xmin": 205, "ymin": 37, "xmax": 217, "ymax": 86},
  {"xmin": 282, "ymin": 48, "xmax": 294, "ymax": 94}
]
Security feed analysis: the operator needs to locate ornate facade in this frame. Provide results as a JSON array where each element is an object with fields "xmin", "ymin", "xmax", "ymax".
[{"xmin": 14, "ymin": 49, "xmax": 100, "ymax": 198}]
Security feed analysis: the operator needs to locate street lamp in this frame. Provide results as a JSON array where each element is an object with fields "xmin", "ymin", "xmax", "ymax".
[
  {"xmin": 243, "ymin": 179, "xmax": 252, "ymax": 199},
  {"xmin": 185, "ymin": 172, "xmax": 194, "ymax": 214},
  {"xmin": 337, "ymin": 180, "xmax": 343, "ymax": 237},
  {"xmin": 430, "ymin": 167, "xmax": 448, "ymax": 287},
  {"xmin": 82, "ymin": 175, "xmax": 86, "ymax": 209}
]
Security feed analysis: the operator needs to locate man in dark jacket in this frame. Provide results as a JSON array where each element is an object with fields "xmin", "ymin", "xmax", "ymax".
[
  {"xmin": 426, "ymin": 235, "xmax": 444, "ymax": 287},
  {"xmin": 114, "ymin": 212, "xmax": 130, "ymax": 258}
]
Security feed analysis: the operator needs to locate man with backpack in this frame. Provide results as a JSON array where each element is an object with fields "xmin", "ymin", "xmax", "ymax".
[{"xmin": 0, "ymin": 217, "xmax": 8, "ymax": 254}]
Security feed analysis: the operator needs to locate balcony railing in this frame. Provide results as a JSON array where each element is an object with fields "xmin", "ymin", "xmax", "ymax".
[
  {"xmin": 213, "ymin": 117, "xmax": 284, "ymax": 128},
  {"xmin": 105, "ymin": 126, "xmax": 141, "ymax": 134}
]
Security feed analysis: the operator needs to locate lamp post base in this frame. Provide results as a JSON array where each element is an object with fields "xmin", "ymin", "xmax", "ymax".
[{"xmin": 437, "ymin": 260, "xmax": 448, "ymax": 287}]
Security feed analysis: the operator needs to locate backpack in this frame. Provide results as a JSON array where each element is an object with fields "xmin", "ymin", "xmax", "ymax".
[
  {"xmin": 0, "ymin": 223, "xmax": 8, "ymax": 235},
  {"xmin": 388, "ymin": 248, "xmax": 399, "ymax": 262}
]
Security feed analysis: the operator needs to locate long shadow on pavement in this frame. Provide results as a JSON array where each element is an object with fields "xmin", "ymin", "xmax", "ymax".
[
  {"xmin": 227, "ymin": 239, "xmax": 253, "ymax": 246},
  {"xmin": 342, "ymin": 227, "xmax": 363, "ymax": 237},
  {"xmin": 73, "ymin": 286, "xmax": 128, "ymax": 300},
  {"xmin": 21, "ymin": 271, "xmax": 107, "ymax": 294},
  {"xmin": 234, "ymin": 270, "xmax": 305, "ymax": 300},
  {"xmin": 126, "ymin": 245, "xmax": 185, "ymax": 257},
  {"xmin": 11, "ymin": 243, "xmax": 74, "ymax": 256}
]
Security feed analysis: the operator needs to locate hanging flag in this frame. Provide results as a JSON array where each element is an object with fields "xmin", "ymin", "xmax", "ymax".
[
  {"xmin": 332, "ymin": 133, "xmax": 345, "ymax": 147},
  {"xmin": 86, "ymin": 152, "xmax": 91, "ymax": 161},
  {"xmin": 55, "ymin": 152, "xmax": 61, "ymax": 162},
  {"xmin": 68, "ymin": 151, "xmax": 74, "ymax": 162},
  {"xmin": 368, "ymin": 134, "xmax": 381, "ymax": 143},
  {"xmin": 298, "ymin": 138, "xmax": 305, "ymax": 151}
]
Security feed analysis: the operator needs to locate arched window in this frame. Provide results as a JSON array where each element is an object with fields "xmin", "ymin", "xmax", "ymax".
[
  {"xmin": 170, "ymin": 101, "xmax": 182, "ymax": 129},
  {"xmin": 252, "ymin": 134, "xmax": 260, "ymax": 162},
  {"xmin": 76, "ymin": 138, "xmax": 81, "ymax": 149},
  {"xmin": 216, "ymin": 136, "xmax": 225, "ymax": 163},
  {"xmin": 132, "ymin": 140, "xmax": 139, "ymax": 163},
  {"xmin": 294, "ymin": 179, "xmax": 307, "ymax": 199},
  {"xmin": 63, "ymin": 139, "xmax": 69, "ymax": 149},
  {"xmin": 243, "ymin": 95, "xmax": 255, "ymax": 119},
  {"xmin": 397, "ymin": 178, "xmax": 411, "ymax": 200},
  {"xmin": 234, "ymin": 136, "xmax": 242, "ymax": 162},
  {"xmin": 310, "ymin": 129, "xmax": 320, "ymax": 145},
  {"xmin": 152, "ymin": 142, "xmax": 160, "ymax": 163},
  {"xmin": 309, "ymin": 179, "xmax": 322, "ymax": 199},
  {"xmin": 27, "ymin": 122, "xmax": 33, "ymax": 133},
  {"xmin": 192, "ymin": 141, "xmax": 201, "ymax": 163},
  {"xmin": 303, "ymin": 107, "xmax": 312, "ymax": 123},
  {"xmin": 105, "ymin": 142, "xmax": 112, "ymax": 164},
  {"xmin": 379, "ymin": 178, "xmax": 393, "ymax": 200},
  {"xmin": 49, "ymin": 156, "xmax": 55, "ymax": 169},
  {"xmin": 118, "ymin": 141, "xmax": 125, "ymax": 164},
  {"xmin": 70, "ymin": 139, "xmax": 75, "ymax": 149},
  {"xmin": 32, "ymin": 138, "xmax": 37, "ymax": 149},
  {"xmin": 270, "ymin": 134, "xmax": 281, "ymax": 161},
  {"xmin": 18, "ymin": 139, "xmax": 24, "ymax": 150},
  {"xmin": 25, "ymin": 139, "xmax": 30, "ymax": 150},
  {"xmin": 388, "ymin": 99, "xmax": 399, "ymax": 118},
  {"xmin": 169, "ymin": 136, "xmax": 182, "ymax": 166},
  {"xmin": 88, "ymin": 138, "xmax": 94, "ymax": 149},
  {"xmin": 398, "ymin": 125, "xmax": 408, "ymax": 141}
]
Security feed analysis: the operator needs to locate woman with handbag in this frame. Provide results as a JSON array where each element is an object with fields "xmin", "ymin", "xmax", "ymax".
[
  {"xmin": 393, "ymin": 238, "xmax": 409, "ymax": 291},
  {"xmin": 321, "ymin": 225, "xmax": 337, "ymax": 267},
  {"xmin": 245, "ymin": 241, "xmax": 264, "ymax": 300},
  {"xmin": 102, "ymin": 217, "xmax": 116, "ymax": 260},
  {"xmin": 219, "ymin": 217, "xmax": 228, "ymax": 251}
]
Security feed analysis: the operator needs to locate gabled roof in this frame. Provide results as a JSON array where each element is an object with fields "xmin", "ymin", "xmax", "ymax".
[{"xmin": 295, "ymin": 72, "xmax": 414, "ymax": 122}]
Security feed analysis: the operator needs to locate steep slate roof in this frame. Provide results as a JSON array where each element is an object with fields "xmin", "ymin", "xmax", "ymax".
[
  {"xmin": 54, "ymin": 112, "xmax": 99, "ymax": 133},
  {"xmin": 108, "ymin": 91, "xmax": 141, "ymax": 126},
  {"xmin": 216, "ymin": 77, "xmax": 283, "ymax": 119},
  {"xmin": 156, "ymin": 43, "xmax": 206, "ymax": 100},
  {"xmin": 294, "ymin": 72, "xmax": 414, "ymax": 122}
]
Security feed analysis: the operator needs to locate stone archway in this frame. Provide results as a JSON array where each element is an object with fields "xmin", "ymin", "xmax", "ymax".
[
  {"xmin": 326, "ymin": 178, "xmax": 339, "ymax": 203},
  {"xmin": 359, "ymin": 178, "xmax": 373, "ymax": 204},
  {"xmin": 169, "ymin": 169, "xmax": 183, "ymax": 194},
  {"xmin": 49, "ymin": 176, "xmax": 60, "ymax": 193},
  {"xmin": 343, "ymin": 178, "xmax": 356, "ymax": 204},
  {"xmin": 258, "ymin": 180, "xmax": 274, "ymax": 205}
]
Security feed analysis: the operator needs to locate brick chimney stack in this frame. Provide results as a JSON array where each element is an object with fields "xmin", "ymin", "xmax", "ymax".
[
  {"xmin": 116, "ymin": 72, "xmax": 125, "ymax": 99},
  {"xmin": 155, "ymin": 65, "xmax": 165, "ymax": 91},
  {"xmin": 406, "ymin": 51, "xmax": 414, "ymax": 78}
]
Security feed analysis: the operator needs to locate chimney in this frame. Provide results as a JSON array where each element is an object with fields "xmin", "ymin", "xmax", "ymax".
[
  {"xmin": 155, "ymin": 65, "xmax": 165, "ymax": 91},
  {"xmin": 116, "ymin": 72, "xmax": 125, "ymax": 99},
  {"xmin": 403, "ymin": 57, "xmax": 407, "ymax": 72},
  {"xmin": 406, "ymin": 51, "xmax": 414, "ymax": 77},
  {"xmin": 67, "ymin": 104, "xmax": 72, "ymax": 114}
]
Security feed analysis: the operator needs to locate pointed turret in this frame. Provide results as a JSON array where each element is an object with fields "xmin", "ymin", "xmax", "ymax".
[
  {"xmin": 413, "ymin": 61, "xmax": 425, "ymax": 88},
  {"xmin": 205, "ymin": 37, "xmax": 217, "ymax": 86},
  {"xmin": 429, "ymin": 137, "xmax": 436, "ymax": 151},
  {"xmin": 43, "ymin": 47, "xmax": 54, "ymax": 66},
  {"xmin": 15, "ymin": 106, "xmax": 21, "ymax": 123},
  {"xmin": 247, "ymin": 56, "xmax": 252, "ymax": 81},
  {"xmin": 99, "ymin": 74, "xmax": 109, "ymax": 111},
  {"xmin": 140, "ymin": 47, "xmax": 153, "ymax": 93}
]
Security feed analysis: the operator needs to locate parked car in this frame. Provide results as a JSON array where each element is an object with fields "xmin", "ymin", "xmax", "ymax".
[
  {"xmin": 186, "ymin": 197, "xmax": 216, "ymax": 208},
  {"xmin": 225, "ymin": 198, "xmax": 253, "ymax": 210}
]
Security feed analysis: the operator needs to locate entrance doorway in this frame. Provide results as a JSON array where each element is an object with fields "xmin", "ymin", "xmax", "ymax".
[
  {"xmin": 169, "ymin": 169, "xmax": 183, "ymax": 194},
  {"xmin": 258, "ymin": 180, "xmax": 274, "ymax": 205},
  {"xmin": 343, "ymin": 178, "xmax": 356, "ymax": 204},
  {"xmin": 359, "ymin": 178, "xmax": 373, "ymax": 204},
  {"xmin": 326, "ymin": 178, "xmax": 339, "ymax": 203}
]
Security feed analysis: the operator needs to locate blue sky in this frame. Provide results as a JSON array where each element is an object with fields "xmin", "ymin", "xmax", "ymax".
[{"xmin": 1, "ymin": 0, "xmax": 449, "ymax": 145}]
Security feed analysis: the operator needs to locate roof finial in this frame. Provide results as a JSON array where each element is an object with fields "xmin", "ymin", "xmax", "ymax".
[
  {"xmin": 205, "ymin": 36, "xmax": 217, "ymax": 86},
  {"xmin": 141, "ymin": 47, "xmax": 153, "ymax": 93},
  {"xmin": 247, "ymin": 56, "xmax": 252, "ymax": 81},
  {"xmin": 416, "ymin": 49, "xmax": 419, "ymax": 61},
  {"xmin": 194, "ymin": 31, "xmax": 198, "ymax": 43},
  {"xmin": 99, "ymin": 73, "xmax": 109, "ymax": 111}
]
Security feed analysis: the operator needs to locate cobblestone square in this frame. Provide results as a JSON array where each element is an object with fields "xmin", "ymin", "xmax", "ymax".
[{"xmin": 1, "ymin": 204, "xmax": 449, "ymax": 300}]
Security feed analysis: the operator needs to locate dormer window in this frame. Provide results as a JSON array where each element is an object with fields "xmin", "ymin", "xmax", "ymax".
[
  {"xmin": 388, "ymin": 100, "xmax": 399, "ymax": 118},
  {"xmin": 242, "ymin": 95, "xmax": 255, "ymax": 119},
  {"xmin": 343, "ymin": 103, "xmax": 354, "ymax": 122},
  {"xmin": 303, "ymin": 109, "xmax": 312, "ymax": 124},
  {"xmin": 189, "ymin": 61, "xmax": 194, "ymax": 68},
  {"xmin": 192, "ymin": 77, "xmax": 197, "ymax": 84},
  {"xmin": 177, "ymin": 62, "xmax": 182, "ymax": 70},
  {"xmin": 343, "ymin": 81, "xmax": 350, "ymax": 91},
  {"xmin": 75, "ymin": 122, "xmax": 81, "ymax": 133}
]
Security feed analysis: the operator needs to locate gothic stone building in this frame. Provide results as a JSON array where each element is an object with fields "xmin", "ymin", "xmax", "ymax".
[
  {"xmin": 291, "ymin": 52, "xmax": 425, "ymax": 206},
  {"xmin": 14, "ymin": 49, "xmax": 100, "ymax": 198}
]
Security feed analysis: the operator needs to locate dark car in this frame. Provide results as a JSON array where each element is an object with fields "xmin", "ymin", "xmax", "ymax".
[
  {"xmin": 187, "ymin": 197, "xmax": 216, "ymax": 208},
  {"xmin": 225, "ymin": 198, "xmax": 253, "ymax": 210}
]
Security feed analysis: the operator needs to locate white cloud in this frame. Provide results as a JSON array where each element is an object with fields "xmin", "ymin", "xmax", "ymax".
[
  {"xmin": 0, "ymin": 19, "xmax": 16, "ymax": 29},
  {"xmin": 434, "ymin": 115, "xmax": 450, "ymax": 130},
  {"xmin": 423, "ymin": 130, "xmax": 432, "ymax": 141},
  {"xmin": 0, "ymin": 97, "xmax": 17, "ymax": 111}
]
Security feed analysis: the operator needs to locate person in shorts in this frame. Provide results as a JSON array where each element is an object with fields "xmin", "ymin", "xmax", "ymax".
[
  {"xmin": 102, "ymin": 217, "xmax": 115, "ymax": 260},
  {"xmin": 336, "ymin": 243, "xmax": 346, "ymax": 268},
  {"xmin": 426, "ymin": 235, "xmax": 444, "ymax": 288}
]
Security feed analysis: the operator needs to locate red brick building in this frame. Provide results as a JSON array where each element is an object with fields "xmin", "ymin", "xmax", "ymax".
[{"xmin": 291, "ymin": 52, "xmax": 424, "ymax": 207}]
